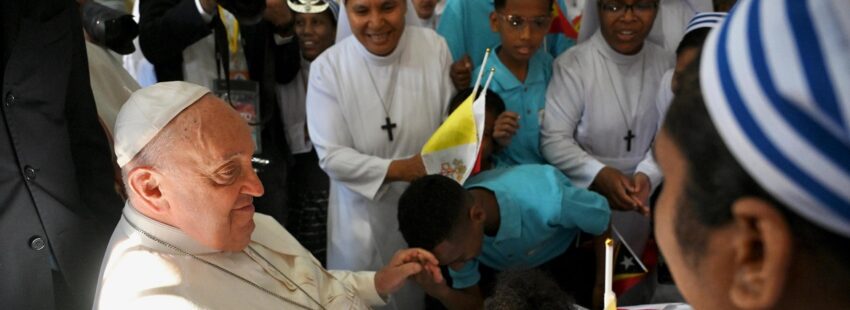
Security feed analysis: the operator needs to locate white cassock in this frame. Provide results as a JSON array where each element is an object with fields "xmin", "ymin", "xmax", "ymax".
[
  {"xmin": 306, "ymin": 26, "xmax": 454, "ymax": 310},
  {"xmin": 541, "ymin": 31, "xmax": 673, "ymax": 256},
  {"xmin": 94, "ymin": 205, "xmax": 386, "ymax": 310},
  {"xmin": 86, "ymin": 41, "xmax": 141, "ymax": 134}
]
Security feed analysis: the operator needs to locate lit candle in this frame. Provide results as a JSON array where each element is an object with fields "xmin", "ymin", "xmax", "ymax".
[{"xmin": 604, "ymin": 238, "xmax": 617, "ymax": 310}]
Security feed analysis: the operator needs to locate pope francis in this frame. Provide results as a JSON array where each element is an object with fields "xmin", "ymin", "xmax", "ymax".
[{"xmin": 93, "ymin": 81, "xmax": 442, "ymax": 309}]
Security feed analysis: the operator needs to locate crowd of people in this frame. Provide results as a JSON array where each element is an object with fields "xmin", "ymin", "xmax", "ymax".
[{"xmin": 1, "ymin": 0, "xmax": 848, "ymax": 309}]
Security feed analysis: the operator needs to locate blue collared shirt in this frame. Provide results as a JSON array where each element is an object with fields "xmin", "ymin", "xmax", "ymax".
[
  {"xmin": 474, "ymin": 46, "xmax": 553, "ymax": 166},
  {"xmin": 449, "ymin": 165, "xmax": 611, "ymax": 289},
  {"xmin": 437, "ymin": 0, "xmax": 575, "ymax": 71}
]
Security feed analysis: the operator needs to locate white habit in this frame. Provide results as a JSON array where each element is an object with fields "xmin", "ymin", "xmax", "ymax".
[
  {"xmin": 306, "ymin": 26, "xmax": 454, "ymax": 310},
  {"xmin": 541, "ymin": 31, "xmax": 673, "ymax": 255},
  {"xmin": 94, "ymin": 205, "xmax": 386, "ymax": 310}
]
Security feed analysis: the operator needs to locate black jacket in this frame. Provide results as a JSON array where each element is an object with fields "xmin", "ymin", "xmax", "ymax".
[
  {"xmin": 0, "ymin": 0, "xmax": 123, "ymax": 309},
  {"xmin": 138, "ymin": 0, "xmax": 299, "ymax": 223}
]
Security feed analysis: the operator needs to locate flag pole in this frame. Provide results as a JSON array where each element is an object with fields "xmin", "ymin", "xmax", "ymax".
[
  {"xmin": 483, "ymin": 67, "xmax": 496, "ymax": 92},
  {"xmin": 612, "ymin": 225, "xmax": 648, "ymax": 272},
  {"xmin": 471, "ymin": 48, "xmax": 492, "ymax": 98}
]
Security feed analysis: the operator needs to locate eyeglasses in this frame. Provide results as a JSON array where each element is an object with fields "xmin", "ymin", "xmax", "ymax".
[
  {"xmin": 598, "ymin": 1, "xmax": 659, "ymax": 14},
  {"xmin": 498, "ymin": 14, "xmax": 553, "ymax": 32}
]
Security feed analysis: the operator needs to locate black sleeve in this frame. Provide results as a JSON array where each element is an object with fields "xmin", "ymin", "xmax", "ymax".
[
  {"xmin": 273, "ymin": 36, "xmax": 301, "ymax": 84},
  {"xmin": 66, "ymin": 8, "xmax": 123, "ymax": 233},
  {"xmin": 138, "ymin": 0, "xmax": 213, "ymax": 66}
]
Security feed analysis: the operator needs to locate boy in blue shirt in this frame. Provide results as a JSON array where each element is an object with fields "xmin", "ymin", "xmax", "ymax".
[
  {"xmin": 398, "ymin": 89, "xmax": 610, "ymax": 309},
  {"xmin": 477, "ymin": 0, "xmax": 556, "ymax": 166},
  {"xmin": 398, "ymin": 168, "xmax": 609, "ymax": 309},
  {"xmin": 441, "ymin": 0, "xmax": 573, "ymax": 89}
]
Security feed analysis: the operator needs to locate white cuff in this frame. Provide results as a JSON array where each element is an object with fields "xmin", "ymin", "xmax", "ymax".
[
  {"xmin": 273, "ymin": 34, "xmax": 295, "ymax": 45},
  {"xmin": 573, "ymin": 158, "xmax": 607, "ymax": 189},
  {"xmin": 357, "ymin": 271, "xmax": 388, "ymax": 306},
  {"xmin": 635, "ymin": 155, "xmax": 663, "ymax": 194}
]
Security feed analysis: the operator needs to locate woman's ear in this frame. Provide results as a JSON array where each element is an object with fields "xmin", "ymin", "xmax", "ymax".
[
  {"xmin": 728, "ymin": 197, "xmax": 792, "ymax": 309},
  {"xmin": 126, "ymin": 166, "xmax": 170, "ymax": 215}
]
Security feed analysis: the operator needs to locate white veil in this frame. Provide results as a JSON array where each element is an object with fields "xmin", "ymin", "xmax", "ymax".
[{"xmin": 335, "ymin": 0, "xmax": 422, "ymax": 42}]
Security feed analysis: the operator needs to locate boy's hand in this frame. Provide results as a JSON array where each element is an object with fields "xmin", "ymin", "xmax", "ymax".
[
  {"xmin": 493, "ymin": 111, "xmax": 519, "ymax": 147},
  {"xmin": 375, "ymin": 248, "xmax": 442, "ymax": 296},
  {"xmin": 450, "ymin": 55, "xmax": 472, "ymax": 90},
  {"xmin": 591, "ymin": 167, "xmax": 643, "ymax": 213}
]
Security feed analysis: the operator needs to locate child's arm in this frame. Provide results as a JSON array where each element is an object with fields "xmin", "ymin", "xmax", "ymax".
[{"xmin": 593, "ymin": 228, "xmax": 612, "ymax": 310}]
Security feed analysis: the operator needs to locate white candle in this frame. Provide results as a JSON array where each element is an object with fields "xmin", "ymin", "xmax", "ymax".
[
  {"xmin": 604, "ymin": 238, "xmax": 616, "ymax": 310},
  {"xmin": 605, "ymin": 238, "xmax": 613, "ymax": 294}
]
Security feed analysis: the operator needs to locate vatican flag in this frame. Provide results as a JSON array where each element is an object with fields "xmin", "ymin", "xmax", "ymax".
[{"xmin": 421, "ymin": 50, "xmax": 495, "ymax": 184}]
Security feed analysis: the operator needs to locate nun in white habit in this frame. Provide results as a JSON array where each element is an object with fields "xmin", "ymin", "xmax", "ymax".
[
  {"xmin": 542, "ymin": 0, "xmax": 673, "ymax": 265},
  {"xmin": 306, "ymin": 0, "xmax": 454, "ymax": 309}
]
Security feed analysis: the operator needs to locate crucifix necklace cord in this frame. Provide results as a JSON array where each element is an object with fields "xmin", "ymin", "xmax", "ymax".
[
  {"xmin": 124, "ymin": 216, "xmax": 326, "ymax": 310},
  {"xmin": 363, "ymin": 52, "xmax": 403, "ymax": 142},
  {"xmin": 602, "ymin": 51, "xmax": 646, "ymax": 152}
]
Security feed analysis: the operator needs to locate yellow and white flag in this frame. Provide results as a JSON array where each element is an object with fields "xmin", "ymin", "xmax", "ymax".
[{"xmin": 421, "ymin": 50, "xmax": 495, "ymax": 184}]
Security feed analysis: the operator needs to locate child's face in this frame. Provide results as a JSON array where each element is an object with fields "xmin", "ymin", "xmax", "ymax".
[
  {"xmin": 490, "ymin": 0, "xmax": 552, "ymax": 63},
  {"xmin": 480, "ymin": 110, "xmax": 498, "ymax": 160},
  {"xmin": 412, "ymin": 0, "xmax": 439, "ymax": 19}
]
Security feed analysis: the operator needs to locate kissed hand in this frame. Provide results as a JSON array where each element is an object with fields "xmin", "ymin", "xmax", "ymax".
[{"xmin": 375, "ymin": 248, "xmax": 443, "ymax": 296}]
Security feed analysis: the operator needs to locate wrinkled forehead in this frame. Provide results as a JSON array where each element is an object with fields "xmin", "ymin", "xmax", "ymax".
[{"xmin": 168, "ymin": 97, "xmax": 254, "ymax": 166}]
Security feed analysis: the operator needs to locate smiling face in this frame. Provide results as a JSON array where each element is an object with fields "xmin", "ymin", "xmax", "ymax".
[
  {"xmin": 346, "ymin": 0, "xmax": 406, "ymax": 56},
  {"xmin": 490, "ymin": 0, "xmax": 552, "ymax": 64},
  {"xmin": 295, "ymin": 11, "xmax": 337, "ymax": 61},
  {"xmin": 598, "ymin": 0, "xmax": 658, "ymax": 55},
  {"xmin": 155, "ymin": 95, "xmax": 264, "ymax": 251}
]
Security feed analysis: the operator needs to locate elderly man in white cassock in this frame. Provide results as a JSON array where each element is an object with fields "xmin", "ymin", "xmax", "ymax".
[
  {"xmin": 305, "ymin": 0, "xmax": 454, "ymax": 309},
  {"xmin": 541, "ymin": 0, "xmax": 673, "ymax": 290},
  {"xmin": 93, "ymin": 82, "xmax": 442, "ymax": 309}
]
